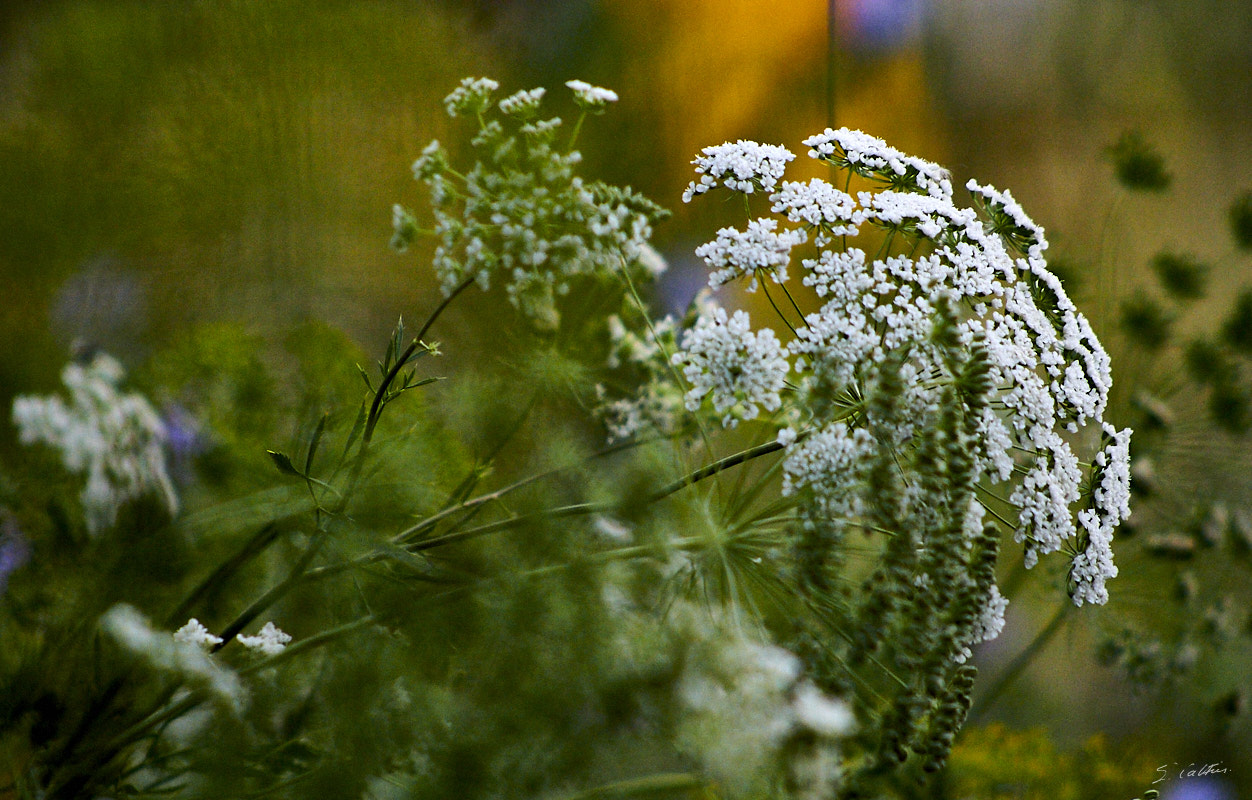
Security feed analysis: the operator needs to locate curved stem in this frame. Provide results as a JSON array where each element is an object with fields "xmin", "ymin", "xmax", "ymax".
[
  {"xmin": 408, "ymin": 502, "xmax": 605, "ymax": 552},
  {"xmin": 617, "ymin": 255, "xmax": 723, "ymax": 498}
]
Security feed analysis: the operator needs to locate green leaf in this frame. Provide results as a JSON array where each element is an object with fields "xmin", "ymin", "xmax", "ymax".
[
  {"xmin": 342, "ymin": 401, "xmax": 368, "ymax": 461},
  {"xmin": 266, "ymin": 450, "xmax": 303, "ymax": 478},
  {"xmin": 305, "ymin": 412, "xmax": 328, "ymax": 475}
]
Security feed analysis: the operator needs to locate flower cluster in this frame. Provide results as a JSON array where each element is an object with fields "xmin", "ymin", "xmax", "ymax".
[
  {"xmin": 803, "ymin": 127, "xmax": 953, "ymax": 200},
  {"xmin": 394, "ymin": 77, "xmax": 666, "ymax": 329},
  {"xmin": 174, "ymin": 618, "xmax": 293, "ymax": 656},
  {"xmin": 672, "ymin": 305, "xmax": 789, "ymax": 427},
  {"xmin": 651, "ymin": 131, "xmax": 1132, "ymax": 782},
  {"xmin": 679, "ymin": 127, "xmax": 1130, "ymax": 610},
  {"xmin": 672, "ymin": 606, "xmax": 854, "ymax": 799},
  {"xmin": 442, "ymin": 77, "xmax": 500, "ymax": 117},
  {"xmin": 682, "ymin": 140, "xmax": 796, "ymax": 201},
  {"xmin": 597, "ymin": 311, "xmax": 686, "ymax": 441},
  {"xmin": 173, "ymin": 618, "xmax": 224, "ymax": 649},
  {"xmin": 696, "ymin": 218, "xmax": 807, "ymax": 290},
  {"xmin": 12, "ymin": 353, "xmax": 178, "ymax": 534},
  {"xmin": 103, "ymin": 605, "xmax": 243, "ymax": 710},
  {"xmin": 236, "ymin": 621, "xmax": 293, "ymax": 656},
  {"xmin": 565, "ymin": 79, "xmax": 618, "ymax": 109}
]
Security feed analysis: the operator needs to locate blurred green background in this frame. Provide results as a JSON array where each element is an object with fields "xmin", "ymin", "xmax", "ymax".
[{"xmin": 3, "ymin": 1, "xmax": 1251, "ymax": 796}]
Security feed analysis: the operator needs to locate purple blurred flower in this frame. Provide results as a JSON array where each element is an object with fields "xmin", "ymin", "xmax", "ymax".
[
  {"xmin": 839, "ymin": 0, "xmax": 927, "ymax": 53},
  {"xmin": 1163, "ymin": 777, "xmax": 1237, "ymax": 800},
  {"xmin": 162, "ymin": 403, "xmax": 207, "ymax": 485},
  {"xmin": 0, "ymin": 512, "xmax": 31, "ymax": 595}
]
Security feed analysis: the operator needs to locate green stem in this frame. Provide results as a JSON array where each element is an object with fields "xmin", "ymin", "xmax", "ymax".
[
  {"xmin": 567, "ymin": 111, "xmax": 587, "ymax": 154},
  {"xmin": 968, "ymin": 601, "xmax": 1072, "ymax": 722},
  {"xmin": 165, "ymin": 524, "xmax": 281, "ymax": 628},
  {"xmin": 399, "ymin": 440, "xmax": 785, "ymax": 556},
  {"xmin": 650, "ymin": 440, "xmax": 785, "ymax": 501},
  {"xmin": 211, "ymin": 529, "xmax": 329, "ymax": 653},
  {"xmin": 361, "ymin": 273, "xmax": 477, "ymax": 454},
  {"xmin": 239, "ymin": 614, "xmax": 376, "ymax": 676},
  {"xmin": 392, "ymin": 433, "xmax": 659, "ymax": 545},
  {"xmin": 760, "ymin": 279, "xmax": 799, "ymax": 337},
  {"xmin": 780, "ymin": 281, "xmax": 807, "ymax": 322},
  {"xmin": 407, "ymin": 502, "xmax": 605, "ymax": 552},
  {"xmin": 617, "ymin": 255, "xmax": 723, "ymax": 498},
  {"xmin": 827, "ymin": 0, "xmax": 838, "ymax": 130},
  {"xmin": 554, "ymin": 773, "xmax": 705, "ymax": 800}
]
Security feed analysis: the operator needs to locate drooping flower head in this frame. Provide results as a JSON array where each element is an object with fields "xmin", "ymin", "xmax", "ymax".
[{"xmin": 676, "ymin": 129, "xmax": 1130, "ymax": 608}]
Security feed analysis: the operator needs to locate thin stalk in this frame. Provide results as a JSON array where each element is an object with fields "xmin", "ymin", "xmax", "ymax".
[
  {"xmin": 392, "ymin": 432, "xmax": 661, "ymax": 545},
  {"xmin": 407, "ymin": 502, "xmax": 606, "ymax": 553},
  {"xmin": 760, "ymin": 279, "xmax": 799, "ymax": 337},
  {"xmin": 166, "ymin": 524, "xmax": 281, "ymax": 628},
  {"xmin": 211, "ymin": 529, "xmax": 329, "ymax": 653},
  {"xmin": 780, "ymin": 281, "xmax": 807, "ymax": 321},
  {"xmin": 361, "ymin": 273, "xmax": 477, "ymax": 453},
  {"xmin": 617, "ymin": 255, "xmax": 723, "ymax": 498},
  {"xmin": 650, "ymin": 440, "xmax": 785, "ymax": 501},
  {"xmin": 969, "ymin": 600, "xmax": 1072, "ymax": 722},
  {"xmin": 397, "ymin": 441, "xmax": 786, "ymax": 556},
  {"xmin": 567, "ymin": 111, "xmax": 588, "ymax": 153},
  {"xmin": 555, "ymin": 773, "xmax": 705, "ymax": 800},
  {"xmin": 827, "ymin": 0, "xmax": 838, "ymax": 130},
  {"xmin": 239, "ymin": 614, "xmax": 377, "ymax": 676}
]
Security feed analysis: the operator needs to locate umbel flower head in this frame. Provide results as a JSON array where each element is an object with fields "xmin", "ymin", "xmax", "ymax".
[
  {"xmin": 671, "ymin": 127, "xmax": 1131, "ymax": 609},
  {"xmin": 394, "ymin": 76, "xmax": 667, "ymax": 329}
]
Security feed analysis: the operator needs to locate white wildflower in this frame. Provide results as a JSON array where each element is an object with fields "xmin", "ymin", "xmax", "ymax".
[
  {"xmin": 636, "ymin": 242, "xmax": 668, "ymax": 276},
  {"xmin": 695, "ymin": 218, "xmax": 806, "ymax": 291},
  {"xmin": 803, "ymin": 127, "xmax": 952, "ymax": 200},
  {"xmin": 237, "ymin": 622, "xmax": 292, "ymax": 657},
  {"xmin": 1069, "ymin": 423, "xmax": 1131, "ymax": 606},
  {"xmin": 565, "ymin": 79, "xmax": 618, "ymax": 107},
  {"xmin": 792, "ymin": 683, "xmax": 855, "ymax": 737},
  {"xmin": 781, "ymin": 423, "xmax": 876, "ymax": 521},
  {"xmin": 416, "ymin": 79, "xmax": 661, "ymax": 326},
  {"xmin": 174, "ymin": 619, "xmax": 224, "ymax": 650},
  {"xmin": 410, "ymin": 139, "xmax": 446, "ymax": 180},
  {"xmin": 770, "ymin": 179, "xmax": 860, "ymax": 244},
  {"xmin": 683, "ymin": 140, "xmax": 796, "ymax": 201},
  {"xmin": 102, "ymin": 604, "xmax": 243, "ymax": 710},
  {"xmin": 954, "ymin": 585, "xmax": 1008, "ymax": 664},
  {"xmin": 672, "ymin": 606, "xmax": 851, "ymax": 798},
  {"xmin": 673, "ymin": 306, "xmax": 789, "ymax": 427},
  {"xmin": 497, "ymin": 87, "xmax": 545, "ymax": 117},
  {"xmin": 443, "ymin": 76, "xmax": 499, "ymax": 117},
  {"xmin": 12, "ymin": 353, "xmax": 178, "ymax": 534}
]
